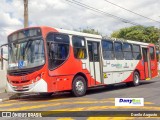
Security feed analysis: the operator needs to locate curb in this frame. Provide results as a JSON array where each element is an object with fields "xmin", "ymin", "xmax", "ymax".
[
  {"xmin": 0, "ymin": 93, "xmax": 20, "ymax": 102},
  {"xmin": 0, "ymin": 91, "xmax": 10, "ymax": 102},
  {"xmin": 0, "ymin": 98, "xmax": 10, "ymax": 102},
  {"xmin": 0, "ymin": 93, "xmax": 32, "ymax": 102}
]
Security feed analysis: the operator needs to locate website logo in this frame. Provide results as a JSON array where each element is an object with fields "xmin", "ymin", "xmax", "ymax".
[
  {"xmin": 2, "ymin": 112, "xmax": 11, "ymax": 117},
  {"xmin": 115, "ymin": 98, "xmax": 144, "ymax": 106}
]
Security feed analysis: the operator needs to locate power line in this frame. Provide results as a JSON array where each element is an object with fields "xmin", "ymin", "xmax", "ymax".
[
  {"xmin": 65, "ymin": 0, "xmax": 142, "ymax": 26},
  {"xmin": 103, "ymin": 0, "xmax": 160, "ymax": 24}
]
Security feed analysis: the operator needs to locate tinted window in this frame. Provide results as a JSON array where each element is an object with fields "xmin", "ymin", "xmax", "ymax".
[
  {"xmin": 156, "ymin": 50, "xmax": 159, "ymax": 62},
  {"xmin": 114, "ymin": 42, "xmax": 123, "ymax": 60},
  {"xmin": 47, "ymin": 34, "xmax": 69, "ymax": 43},
  {"xmin": 88, "ymin": 42, "xmax": 100, "ymax": 62},
  {"xmin": 102, "ymin": 40, "xmax": 113, "ymax": 51},
  {"xmin": 132, "ymin": 45, "xmax": 141, "ymax": 60},
  {"xmin": 72, "ymin": 36, "xmax": 87, "ymax": 59},
  {"xmin": 123, "ymin": 43, "xmax": 132, "ymax": 51},
  {"xmin": 47, "ymin": 33, "xmax": 70, "ymax": 69},
  {"xmin": 102, "ymin": 40, "xmax": 114, "ymax": 60},
  {"xmin": 132, "ymin": 45, "xmax": 140, "ymax": 52},
  {"xmin": 123, "ymin": 43, "xmax": 133, "ymax": 60},
  {"xmin": 150, "ymin": 47, "xmax": 155, "ymax": 60}
]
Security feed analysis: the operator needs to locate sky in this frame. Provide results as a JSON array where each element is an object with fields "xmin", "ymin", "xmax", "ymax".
[{"xmin": 0, "ymin": 0, "xmax": 160, "ymax": 46}]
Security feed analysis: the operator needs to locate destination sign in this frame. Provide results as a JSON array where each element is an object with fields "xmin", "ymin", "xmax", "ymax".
[{"xmin": 8, "ymin": 28, "xmax": 42, "ymax": 42}]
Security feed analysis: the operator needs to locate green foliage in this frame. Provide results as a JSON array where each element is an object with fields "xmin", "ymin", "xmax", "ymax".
[
  {"xmin": 81, "ymin": 28, "xmax": 100, "ymax": 35},
  {"xmin": 111, "ymin": 26, "xmax": 159, "ymax": 44}
]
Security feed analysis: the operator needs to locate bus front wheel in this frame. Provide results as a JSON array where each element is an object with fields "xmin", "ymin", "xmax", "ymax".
[
  {"xmin": 127, "ymin": 71, "xmax": 140, "ymax": 86},
  {"xmin": 72, "ymin": 76, "xmax": 87, "ymax": 97}
]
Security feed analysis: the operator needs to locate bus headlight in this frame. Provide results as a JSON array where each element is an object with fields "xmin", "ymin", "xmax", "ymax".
[{"xmin": 36, "ymin": 76, "xmax": 41, "ymax": 82}]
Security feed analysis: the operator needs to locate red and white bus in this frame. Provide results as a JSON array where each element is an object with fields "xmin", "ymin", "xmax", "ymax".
[{"xmin": 6, "ymin": 26, "xmax": 158, "ymax": 96}]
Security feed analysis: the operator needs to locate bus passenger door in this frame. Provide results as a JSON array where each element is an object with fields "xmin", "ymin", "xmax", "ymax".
[
  {"xmin": 87, "ymin": 41, "xmax": 102, "ymax": 85},
  {"xmin": 149, "ymin": 46, "xmax": 158, "ymax": 78},
  {"xmin": 142, "ymin": 47, "xmax": 151, "ymax": 79}
]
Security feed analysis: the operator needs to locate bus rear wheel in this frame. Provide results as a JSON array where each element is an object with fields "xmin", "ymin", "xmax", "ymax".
[
  {"xmin": 127, "ymin": 71, "xmax": 140, "ymax": 86},
  {"xmin": 72, "ymin": 76, "xmax": 87, "ymax": 97}
]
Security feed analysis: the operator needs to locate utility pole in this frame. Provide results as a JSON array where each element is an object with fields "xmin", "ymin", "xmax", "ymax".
[{"xmin": 24, "ymin": 0, "xmax": 28, "ymax": 28}]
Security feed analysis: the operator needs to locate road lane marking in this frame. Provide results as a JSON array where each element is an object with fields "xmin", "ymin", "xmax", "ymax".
[
  {"xmin": 6, "ymin": 103, "xmax": 61, "ymax": 111},
  {"xmin": 3, "ymin": 97, "xmax": 154, "ymax": 105},
  {"xmin": 2, "ymin": 97, "xmax": 93, "ymax": 104},
  {"xmin": 0, "ymin": 102, "xmax": 29, "ymax": 107},
  {"xmin": 0, "ymin": 97, "xmax": 92, "ymax": 108},
  {"xmin": 4, "ymin": 100, "xmax": 115, "ymax": 111},
  {"xmin": 0, "ymin": 98, "xmax": 103, "ymax": 110},
  {"xmin": 144, "ymin": 102, "xmax": 154, "ymax": 105},
  {"xmin": 102, "ymin": 98, "xmax": 115, "ymax": 101}
]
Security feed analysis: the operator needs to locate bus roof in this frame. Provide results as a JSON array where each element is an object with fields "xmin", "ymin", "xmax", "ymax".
[
  {"xmin": 126, "ymin": 39, "xmax": 149, "ymax": 46},
  {"xmin": 54, "ymin": 27, "xmax": 151, "ymax": 46},
  {"xmin": 108, "ymin": 38, "xmax": 149, "ymax": 46},
  {"xmin": 55, "ymin": 28, "xmax": 102, "ymax": 39}
]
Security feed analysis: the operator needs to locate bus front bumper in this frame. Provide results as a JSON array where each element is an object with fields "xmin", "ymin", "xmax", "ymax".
[{"xmin": 6, "ymin": 79, "xmax": 48, "ymax": 93}]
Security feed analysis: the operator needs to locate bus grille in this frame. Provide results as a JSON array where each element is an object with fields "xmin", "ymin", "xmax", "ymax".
[
  {"xmin": 12, "ymin": 86, "xmax": 30, "ymax": 91},
  {"xmin": 7, "ymin": 65, "xmax": 43, "ymax": 76},
  {"xmin": 11, "ymin": 80, "xmax": 30, "ymax": 84},
  {"xmin": 8, "ymin": 71, "xmax": 33, "ymax": 76}
]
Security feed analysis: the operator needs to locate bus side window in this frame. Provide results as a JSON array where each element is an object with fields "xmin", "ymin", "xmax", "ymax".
[
  {"xmin": 114, "ymin": 42, "xmax": 123, "ymax": 60},
  {"xmin": 150, "ymin": 47, "xmax": 155, "ymax": 60},
  {"xmin": 46, "ymin": 33, "xmax": 70, "ymax": 69},
  {"xmin": 123, "ymin": 43, "xmax": 133, "ymax": 60},
  {"xmin": 72, "ymin": 36, "xmax": 87, "ymax": 59},
  {"xmin": 132, "ymin": 44, "xmax": 141, "ymax": 60},
  {"xmin": 61, "ymin": 46, "xmax": 66, "ymax": 59},
  {"xmin": 156, "ymin": 50, "xmax": 159, "ymax": 62},
  {"xmin": 102, "ymin": 40, "xmax": 114, "ymax": 60}
]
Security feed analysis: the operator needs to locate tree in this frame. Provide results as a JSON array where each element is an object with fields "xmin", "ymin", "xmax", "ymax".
[
  {"xmin": 111, "ymin": 26, "xmax": 159, "ymax": 44},
  {"xmin": 81, "ymin": 28, "xmax": 100, "ymax": 35}
]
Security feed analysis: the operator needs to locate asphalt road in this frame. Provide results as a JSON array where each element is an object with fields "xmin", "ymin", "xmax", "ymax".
[{"xmin": 0, "ymin": 77, "xmax": 160, "ymax": 120}]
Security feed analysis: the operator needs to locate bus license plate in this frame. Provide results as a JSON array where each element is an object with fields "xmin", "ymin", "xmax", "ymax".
[{"xmin": 17, "ymin": 86, "xmax": 23, "ymax": 90}]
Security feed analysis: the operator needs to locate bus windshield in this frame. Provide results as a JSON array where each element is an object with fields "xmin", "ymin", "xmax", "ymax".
[{"xmin": 8, "ymin": 39, "xmax": 45, "ymax": 70}]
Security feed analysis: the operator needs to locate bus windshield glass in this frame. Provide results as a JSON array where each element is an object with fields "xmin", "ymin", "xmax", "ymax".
[{"xmin": 8, "ymin": 39, "xmax": 45, "ymax": 70}]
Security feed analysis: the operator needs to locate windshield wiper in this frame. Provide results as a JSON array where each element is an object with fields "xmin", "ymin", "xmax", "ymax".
[
  {"xmin": 23, "ymin": 39, "xmax": 33, "ymax": 59},
  {"xmin": 24, "ymin": 39, "xmax": 33, "ymax": 49}
]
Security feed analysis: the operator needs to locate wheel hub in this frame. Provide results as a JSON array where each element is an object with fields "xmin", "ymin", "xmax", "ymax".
[
  {"xmin": 135, "ymin": 74, "xmax": 139, "ymax": 84},
  {"xmin": 76, "ymin": 80, "xmax": 84, "ymax": 93}
]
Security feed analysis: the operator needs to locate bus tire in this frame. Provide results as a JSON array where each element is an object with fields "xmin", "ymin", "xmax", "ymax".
[
  {"xmin": 127, "ymin": 71, "xmax": 140, "ymax": 86},
  {"xmin": 72, "ymin": 76, "xmax": 87, "ymax": 97}
]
